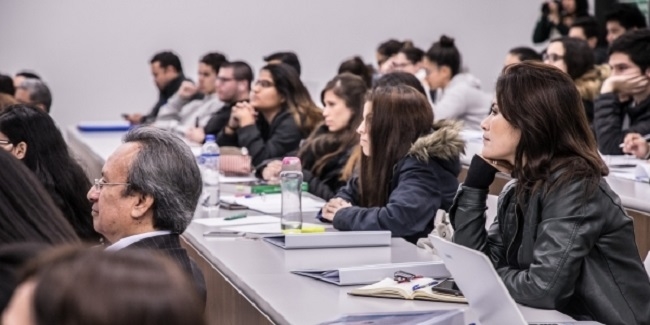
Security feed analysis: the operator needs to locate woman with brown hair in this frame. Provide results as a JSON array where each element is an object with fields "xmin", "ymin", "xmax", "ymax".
[
  {"xmin": 2, "ymin": 247, "xmax": 205, "ymax": 325},
  {"xmin": 261, "ymin": 73, "xmax": 367, "ymax": 200},
  {"xmin": 451, "ymin": 61, "xmax": 650, "ymax": 324},
  {"xmin": 217, "ymin": 63, "xmax": 322, "ymax": 166},
  {"xmin": 320, "ymin": 84, "xmax": 463, "ymax": 244}
]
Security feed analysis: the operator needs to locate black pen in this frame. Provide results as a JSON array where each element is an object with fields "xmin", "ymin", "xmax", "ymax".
[{"xmin": 195, "ymin": 117, "xmax": 200, "ymax": 128}]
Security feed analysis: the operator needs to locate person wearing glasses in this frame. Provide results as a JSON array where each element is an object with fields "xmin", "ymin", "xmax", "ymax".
[
  {"xmin": 185, "ymin": 61, "xmax": 254, "ymax": 143},
  {"xmin": 0, "ymin": 104, "xmax": 99, "ymax": 243},
  {"xmin": 543, "ymin": 37, "xmax": 609, "ymax": 126},
  {"xmin": 152, "ymin": 52, "xmax": 227, "ymax": 136},
  {"xmin": 216, "ymin": 63, "xmax": 323, "ymax": 167},
  {"xmin": 86, "ymin": 127, "xmax": 205, "ymax": 304}
]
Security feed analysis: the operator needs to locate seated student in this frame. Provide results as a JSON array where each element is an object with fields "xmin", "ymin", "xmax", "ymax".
[
  {"xmin": 532, "ymin": 0, "xmax": 589, "ymax": 44},
  {"xmin": 2, "ymin": 247, "xmax": 205, "ymax": 325},
  {"xmin": 451, "ymin": 61, "xmax": 650, "ymax": 325},
  {"xmin": 12, "ymin": 71, "xmax": 40, "ymax": 90},
  {"xmin": 263, "ymin": 51, "xmax": 301, "ymax": 76},
  {"xmin": 338, "ymin": 56, "xmax": 373, "ymax": 88},
  {"xmin": 217, "ymin": 63, "xmax": 322, "ymax": 167},
  {"xmin": 153, "ymin": 52, "xmax": 226, "ymax": 135},
  {"xmin": 503, "ymin": 47, "xmax": 542, "ymax": 67},
  {"xmin": 186, "ymin": 61, "xmax": 253, "ymax": 143},
  {"xmin": 391, "ymin": 46, "xmax": 436, "ymax": 105},
  {"xmin": 569, "ymin": 16, "xmax": 607, "ymax": 64},
  {"xmin": 604, "ymin": 3, "xmax": 647, "ymax": 45},
  {"xmin": 14, "ymin": 79, "xmax": 52, "ymax": 113},
  {"xmin": 320, "ymin": 85, "xmax": 462, "ymax": 244},
  {"xmin": 0, "ymin": 105, "xmax": 100, "ymax": 243},
  {"xmin": 544, "ymin": 37, "xmax": 609, "ymax": 124},
  {"xmin": 375, "ymin": 39, "xmax": 414, "ymax": 76},
  {"xmin": 422, "ymin": 35, "xmax": 491, "ymax": 131},
  {"xmin": 124, "ymin": 51, "xmax": 188, "ymax": 124},
  {"xmin": 594, "ymin": 29, "xmax": 650, "ymax": 155},
  {"xmin": 260, "ymin": 73, "xmax": 367, "ymax": 200}
]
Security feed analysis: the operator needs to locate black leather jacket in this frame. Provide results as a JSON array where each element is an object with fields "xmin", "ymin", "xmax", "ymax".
[{"xmin": 450, "ymin": 177, "xmax": 650, "ymax": 325}]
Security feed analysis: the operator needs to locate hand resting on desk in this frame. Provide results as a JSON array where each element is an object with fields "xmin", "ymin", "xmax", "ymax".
[{"xmin": 321, "ymin": 197, "xmax": 351, "ymax": 221}]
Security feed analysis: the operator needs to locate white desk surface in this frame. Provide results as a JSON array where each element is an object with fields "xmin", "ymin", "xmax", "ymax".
[{"xmin": 67, "ymin": 125, "xmax": 576, "ymax": 324}]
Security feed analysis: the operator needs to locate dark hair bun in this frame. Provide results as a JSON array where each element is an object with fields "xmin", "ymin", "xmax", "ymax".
[{"xmin": 439, "ymin": 35, "xmax": 455, "ymax": 47}]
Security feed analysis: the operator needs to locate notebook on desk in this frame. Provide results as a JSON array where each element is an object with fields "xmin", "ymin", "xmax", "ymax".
[
  {"xmin": 220, "ymin": 194, "xmax": 325, "ymax": 214},
  {"xmin": 263, "ymin": 231, "xmax": 390, "ymax": 249},
  {"xmin": 292, "ymin": 261, "xmax": 450, "ymax": 286},
  {"xmin": 77, "ymin": 121, "xmax": 131, "ymax": 132},
  {"xmin": 429, "ymin": 236, "xmax": 602, "ymax": 325}
]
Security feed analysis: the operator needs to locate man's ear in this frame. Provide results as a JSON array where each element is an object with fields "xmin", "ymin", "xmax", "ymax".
[
  {"xmin": 13, "ymin": 141, "xmax": 27, "ymax": 160},
  {"xmin": 131, "ymin": 193, "xmax": 154, "ymax": 219}
]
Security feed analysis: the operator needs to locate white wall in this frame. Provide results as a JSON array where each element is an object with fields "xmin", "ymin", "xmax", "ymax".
[{"xmin": 0, "ymin": 0, "xmax": 541, "ymax": 128}]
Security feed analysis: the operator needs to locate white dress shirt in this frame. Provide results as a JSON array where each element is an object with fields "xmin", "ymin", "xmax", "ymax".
[{"xmin": 105, "ymin": 231, "xmax": 172, "ymax": 251}]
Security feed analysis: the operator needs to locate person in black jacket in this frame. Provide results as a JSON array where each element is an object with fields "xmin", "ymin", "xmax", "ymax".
[
  {"xmin": 320, "ymin": 85, "xmax": 462, "ymax": 244},
  {"xmin": 544, "ymin": 37, "xmax": 608, "ymax": 125},
  {"xmin": 594, "ymin": 29, "xmax": 650, "ymax": 154},
  {"xmin": 532, "ymin": 0, "xmax": 589, "ymax": 44},
  {"xmin": 0, "ymin": 105, "xmax": 100, "ymax": 243},
  {"xmin": 217, "ymin": 63, "xmax": 322, "ymax": 167},
  {"xmin": 123, "ymin": 51, "xmax": 191, "ymax": 124},
  {"xmin": 260, "ymin": 73, "xmax": 367, "ymax": 200},
  {"xmin": 452, "ymin": 61, "xmax": 650, "ymax": 325}
]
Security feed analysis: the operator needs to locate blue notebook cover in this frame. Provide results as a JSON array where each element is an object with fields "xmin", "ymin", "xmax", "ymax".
[{"xmin": 77, "ymin": 121, "xmax": 131, "ymax": 132}]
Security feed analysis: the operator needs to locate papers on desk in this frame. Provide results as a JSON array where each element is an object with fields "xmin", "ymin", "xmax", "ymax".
[
  {"xmin": 220, "ymin": 194, "xmax": 325, "ymax": 214},
  {"xmin": 292, "ymin": 261, "xmax": 450, "ymax": 286},
  {"xmin": 318, "ymin": 310, "xmax": 465, "ymax": 325},
  {"xmin": 194, "ymin": 215, "xmax": 279, "ymax": 227},
  {"xmin": 77, "ymin": 121, "xmax": 131, "ymax": 132},
  {"xmin": 219, "ymin": 175, "xmax": 258, "ymax": 184},
  {"xmin": 603, "ymin": 155, "xmax": 650, "ymax": 182}
]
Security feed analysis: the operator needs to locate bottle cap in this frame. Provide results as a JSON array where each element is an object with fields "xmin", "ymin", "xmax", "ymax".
[
  {"xmin": 281, "ymin": 157, "xmax": 302, "ymax": 171},
  {"xmin": 205, "ymin": 134, "xmax": 216, "ymax": 142}
]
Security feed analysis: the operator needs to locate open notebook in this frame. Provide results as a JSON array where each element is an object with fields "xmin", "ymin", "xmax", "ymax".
[{"xmin": 349, "ymin": 277, "xmax": 467, "ymax": 304}]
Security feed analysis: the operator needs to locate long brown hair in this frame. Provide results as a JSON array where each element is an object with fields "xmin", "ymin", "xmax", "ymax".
[
  {"xmin": 298, "ymin": 73, "xmax": 367, "ymax": 177},
  {"xmin": 359, "ymin": 85, "xmax": 433, "ymax": 207},
  {"xmin": 496, "ymin": 61, "xmax": 607, "ymax": 200},
  {"xmin": 262, "ymin": 64, "xmax": 323, "ymax": 137}
]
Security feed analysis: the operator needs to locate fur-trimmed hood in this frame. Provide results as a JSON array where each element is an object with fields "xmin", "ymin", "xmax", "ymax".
[{"xmin": 408, "ymin": 120, "xmax": 465, "ymax": 163}]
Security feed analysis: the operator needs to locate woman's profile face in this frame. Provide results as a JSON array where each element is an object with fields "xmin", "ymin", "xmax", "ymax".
[
  {"xmin": 480, "ymin": 102, "xmax": 520, "ymax": 165},
  {"xmin": 544, "ymin": 42, "xmax": 568, "ymax": 74}
]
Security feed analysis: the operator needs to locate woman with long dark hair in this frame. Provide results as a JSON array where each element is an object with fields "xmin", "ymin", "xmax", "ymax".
[
  {"xmin": 533, "ymin": 0, "xmax": 589, "ymax": 43},
  {"xmin": 217, "ymin": 63, "xmax": 322, "ymax": 167},
  {"xmin": 451, "ymin": 61, "xmax": 650, "ymax": 324},
  {"xmin": 261, "ymin": 73, "xmax": 367, "ymax": 200},
  {"xmin": 320, "ymin": 84, "xmax": 463, "ymax": 244},
  {"xmin": 0, "ymin": 105, "xmax": 98, "ymax": 242}
]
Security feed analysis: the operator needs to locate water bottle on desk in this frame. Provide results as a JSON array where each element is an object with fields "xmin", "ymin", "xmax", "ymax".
[
  {"xmin": 280, "ymin": 157, "xmax": 303, "ymax": 233},
  {"xmin": 201, "ymin": 135, "xmax": 220, "ymax": 218}
]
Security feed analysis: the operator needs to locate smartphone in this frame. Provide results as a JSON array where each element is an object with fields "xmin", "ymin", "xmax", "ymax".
[{"xmin": 431, "ymin": 279, "xmax": 463, "ymax": 296}]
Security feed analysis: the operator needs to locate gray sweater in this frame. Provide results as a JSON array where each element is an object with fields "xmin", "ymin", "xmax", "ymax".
[
  {"xmin": 153, "ymin": 93, "xmax": 222, "ymax": 135},
  {"xmin": 434, "ymin": 73, "xmax": 491, "ymax": 131}
]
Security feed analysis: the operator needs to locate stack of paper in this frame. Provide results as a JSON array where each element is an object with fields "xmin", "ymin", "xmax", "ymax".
[{"xmin": 220, "ymin": 194, "xmax": 325, "ymax": 214}]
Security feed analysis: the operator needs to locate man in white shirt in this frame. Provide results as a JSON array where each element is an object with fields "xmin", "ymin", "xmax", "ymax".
[{"xmin": 86, "ymin": 126, "xmax": 205, "ymax": 303}]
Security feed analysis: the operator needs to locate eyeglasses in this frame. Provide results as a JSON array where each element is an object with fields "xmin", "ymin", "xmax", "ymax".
[
  {"xmin": 393, "ymin": 270, "xmax": 422, "ymax": 283},
  {"xmin": 543, "ymin": 53, "xmax": 564, "ymax": 62},
  {"xmin": 93, "ymin": 178, "xmax": 130, "ymax": 191},
  {"xmin": 254, "ymin": 80, "xmax": 274, "ymax": 88}
]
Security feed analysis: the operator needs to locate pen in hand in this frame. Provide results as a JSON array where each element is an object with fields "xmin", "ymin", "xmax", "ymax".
[
  {"xmin": 195, "ymin": 117, "xmax": 200, "ymax": 128},
  {"xmin": 619, "ymin": 134, "xmax": 650, "ymax": 148}
]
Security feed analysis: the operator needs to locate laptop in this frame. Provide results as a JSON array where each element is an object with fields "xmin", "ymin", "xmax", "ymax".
[{"xmin": 429, "ymin": 235, "xmax": 602, "ymax": 325}]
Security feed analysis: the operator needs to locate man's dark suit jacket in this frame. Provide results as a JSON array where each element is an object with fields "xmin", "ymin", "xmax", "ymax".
[{"xmin": 125, "ymin": 234, "xmax": 206, "ymax": 306}]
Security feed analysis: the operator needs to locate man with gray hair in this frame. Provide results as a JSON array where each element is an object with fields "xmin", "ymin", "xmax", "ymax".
[
  {"xmin": 87, "ymin": 126, "xmax": 205, "ymax": 303},
  {"xmin": 15, "ymin": 78, "xmax": 52, "ymax": 113}
]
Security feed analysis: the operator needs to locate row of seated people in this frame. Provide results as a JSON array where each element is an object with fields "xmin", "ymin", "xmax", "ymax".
[{"xmin": 1, "ymin": 58, "xmax": 650, "ymax": 324}]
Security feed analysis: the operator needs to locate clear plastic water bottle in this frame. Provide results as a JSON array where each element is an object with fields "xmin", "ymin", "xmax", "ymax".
[
  {"xmin": 280, "ymin": 157, "xmax": 303, "ymax": 233},
  {"xmin": 201, "ymin": 135, "xmax": 220, "ymax": 218}
]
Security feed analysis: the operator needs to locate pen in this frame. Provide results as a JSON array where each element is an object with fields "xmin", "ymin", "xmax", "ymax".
[
  {"xmin": 224, "ymin": 213, "xmax": 247, "ymax": 221},
  {"xmin": 412, "ymin": 281, "xmax": 439, "ymax": 291},
  {"xmin": 619, "ymin": 134, "xmax": 650, "ymax": 148},
  {"xmin": 195, "ymin": 117, "xmax": 200, "ymax": 128}
]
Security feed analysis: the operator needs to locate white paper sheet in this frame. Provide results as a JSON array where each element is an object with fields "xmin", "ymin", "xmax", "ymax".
[
  {"xmin": 221, "ymin": 222, "xmax": 323, "ymax": 234},
  {"xmin": 220, "ymin": 194, "xmax": 325, "ymax": 214}
]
